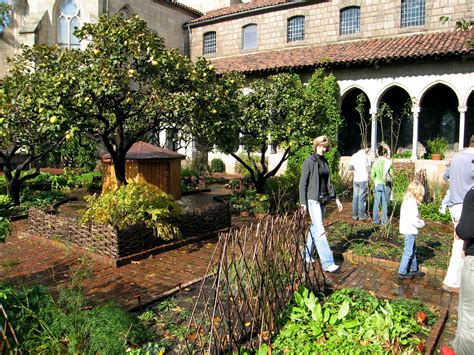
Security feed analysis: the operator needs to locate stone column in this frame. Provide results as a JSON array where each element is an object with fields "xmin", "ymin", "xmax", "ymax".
[
  {"xmin": 370, "ymin": 108, "xmax": 377, "ymax": 154},
  {"xmin": 458, "ymin": 106, "xmax": 467, "ymax": 150},
  {"xmin": 411, "ymin": 106, "xmax": 420, "ymax": 160}
]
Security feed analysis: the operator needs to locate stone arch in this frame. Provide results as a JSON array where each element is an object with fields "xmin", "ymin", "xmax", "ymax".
[
  {"xmin": 464, "ymin": 90, "xmax": 474, "ymax": 147},
  {"xmin": 339, "ymin": 87, "xmax": 370, "ymax": 155},
  {"xmin": 376, "ymin": 84, "xmax": 413, "ymax": 155},
  {"xmin": 419, "ymin": 83, "xmax": 460, "ymax": 149},
  {"xmin": 117, "ymin": 4, "xmax": 135, "ymax": 19},
  {"xmin": 419, "ymin": 80, "xmax": 461, "ymax": 107}
]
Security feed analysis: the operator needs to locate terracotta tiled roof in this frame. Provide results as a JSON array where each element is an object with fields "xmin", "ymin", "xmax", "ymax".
[
  {"xmin": 211, "ymin": 30, "xmax": 474, "ymax": 74},
  {"xmin": 189, "ymin": 0, "xmax": 291, "ymax": 24},
  {"xmin": 101, "ymin": 141, "xmax": 185, "ymax": 161}
]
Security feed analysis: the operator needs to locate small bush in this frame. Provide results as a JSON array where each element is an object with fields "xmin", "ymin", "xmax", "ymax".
[
  {"xmin": 82, "ymin": 183, "xmax": 181, "ymax": 240},
  {"xmin": 0, "ymin": 217, "xmax": 11, "ymax": 242},
  {"xmin": 210, "ymin": 158, "xmax": 225, "ymax": 173},
  {"xmin": 393, "ymin": 150, "xmax": 412, "ymax": 159},
  {"xmin": 419, "ymin": 201, "xmax": 451, "ymax": 224},
  {"xmin": 0, "ymin": 194, "xmax": 13, "ymax": 211},
  {"xmin": 0, "ymin": 281, "xmax": 151, "ymax": 353}
]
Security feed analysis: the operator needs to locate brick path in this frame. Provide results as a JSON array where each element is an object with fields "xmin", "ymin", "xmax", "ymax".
[{"xmin": 0, "ymin": 199, "xmax": 458, "ymax": 352}]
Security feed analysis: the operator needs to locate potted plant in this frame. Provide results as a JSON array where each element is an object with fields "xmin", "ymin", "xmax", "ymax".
[{"xmin": 426, "ymin": 137, "xmax": 449, "ymax": 160}]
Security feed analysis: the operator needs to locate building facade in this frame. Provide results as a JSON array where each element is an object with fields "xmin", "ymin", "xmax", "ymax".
[
  {"xmin": 0, "ymin": 0, "xmax": 201, "ymax": 78},
  {"xmin": 187, "ymin": 0, "xmax": 473, "ymax": 167}
]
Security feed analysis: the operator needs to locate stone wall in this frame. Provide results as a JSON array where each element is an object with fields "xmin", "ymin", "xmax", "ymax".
[
  {"xmin": 190, "ymin": 0, "xmax": 471, "ymax": 60},
  {"xmin": 28, "ymin": 202, "xmax": 231, "ymax": 260}
]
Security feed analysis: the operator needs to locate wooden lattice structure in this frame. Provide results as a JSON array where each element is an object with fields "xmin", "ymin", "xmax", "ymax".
[
  {"xmin": 0, "ymin": 305, "xmax": 20, "ymax": 354},
  {"xmin": 184, "ymin": 213, "xmax": 326, "ymax": 353},
  {"xmin": 101, "ymin": 141, "xmax": 185, "ymax": 199}
]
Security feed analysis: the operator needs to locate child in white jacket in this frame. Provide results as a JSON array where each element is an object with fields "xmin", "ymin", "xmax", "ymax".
[{"xmin": 398, "ymin": 180, "xmax": 426, "ymax": 279}]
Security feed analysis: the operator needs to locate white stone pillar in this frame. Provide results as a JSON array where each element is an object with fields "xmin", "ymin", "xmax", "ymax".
[
  {"xmin": 411, "ymin": 106, "xmax": 420, "ymax": 161},
  {"xmin": 458, "ymin": 106, "xmax": 467, "ymax": 150},
  {"xmin": 370, "ymin": 108, "xmax": 377, "ymax": 154}
]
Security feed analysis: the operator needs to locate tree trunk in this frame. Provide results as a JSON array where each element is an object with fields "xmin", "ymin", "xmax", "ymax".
[
  {"xmin": 113, "ymin": 157, "xmax": 128, "ymax": 187},
  {"xmin": 255, "ymin": 174, "xmax": 266, "ymax": 194},
  {"xmin": 6, "ymin": 177, "xmax": 21, "ymax": 206}
]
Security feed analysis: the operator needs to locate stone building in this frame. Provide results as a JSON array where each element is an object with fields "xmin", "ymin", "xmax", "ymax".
[
  {"xmin": 1, "ymin": 0, "xmax": 473, "ymax": 170},
  {"xmin": 187, "ymin": 0, "xmax": 473, "ymax": 165},
  {"xmin": 0, "ymin": 0, "xmax": 201, "ymax": 78}
]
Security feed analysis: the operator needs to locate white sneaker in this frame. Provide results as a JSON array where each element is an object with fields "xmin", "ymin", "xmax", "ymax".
[
  {"xmin": 304, "ymin": 256, "xmax": 316, "ymax": 263},
  {"xmin": 325, "ymin": 264, "xmax": 339, "ymax": 273}
]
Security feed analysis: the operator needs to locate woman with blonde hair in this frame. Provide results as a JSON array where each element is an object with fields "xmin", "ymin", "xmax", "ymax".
[
  {"xmin": 299, "ymin": 135, "xmax": 343, "ymax": 273},
  {"xmin": 398, "ymin": 180, "xmax": 426, "ymax": 279}
]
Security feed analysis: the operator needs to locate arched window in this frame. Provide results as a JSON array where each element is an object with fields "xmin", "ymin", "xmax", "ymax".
[
  {"xmin": 58, "ymin": 0, "xmax": 81, "ymax": 49},
  {"xmin": 287, "ymin": 16, "xmax": 304, "ymax": 42},
  {"xmin": 118, "ymin": 6, "xmax": 132, "ymax": 19},
  {"xmin": 203, "ymin": 31, "xmax": 216, "ymax": 55},
  {"xmin": 242, "ymin": 24, "xmax": 257, "ymax": 49},
  {"xmin": 401, "ymin": 0, "xmax": 425, "ymax": 27},
  {"xmin": 340, "ymin": 6, "xmax": 360, "ymax": 35}
]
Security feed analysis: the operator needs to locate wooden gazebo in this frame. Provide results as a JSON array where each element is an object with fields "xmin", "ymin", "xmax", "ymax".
[{"xmin": 101, "ymin": 141, "xmax": 185, "ymax": 200}]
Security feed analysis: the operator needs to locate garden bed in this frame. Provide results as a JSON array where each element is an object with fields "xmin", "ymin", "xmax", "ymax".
[{"xmin": 26, "ymin": 202, "xmax": 231, "ymax": 266}]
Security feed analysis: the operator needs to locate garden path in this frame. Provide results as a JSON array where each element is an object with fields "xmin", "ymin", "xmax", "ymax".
[{"xmin": 1, "ymin": 197, "xmax": 457, "ymax": 352}]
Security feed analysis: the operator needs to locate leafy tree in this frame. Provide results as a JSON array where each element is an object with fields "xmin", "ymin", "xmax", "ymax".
[
  {"xmin": 0, "ymin": 46, "xmax": 69, "ymax": 204},
  {"xmin": 49, "ymin": 134, "xmax": 99, "ymax": 172},
  {"xmin": 49, "ymin": 14, "xmax": 241, "ymax": 186},
  {"xmin": 198, "ymin": 69, "xmax": 341, "ymax": 192}
]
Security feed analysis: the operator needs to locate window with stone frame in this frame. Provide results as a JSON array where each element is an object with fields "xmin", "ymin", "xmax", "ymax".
[
  {"xmin": 287, "ymin": 16, "xmax": 305, "ymax": 42},
  {"xmin": 58, "ymin": 0, "xmax": 81, "ymax": 49},
  {"xmin": 203, "ymin": 31, "xmax": 217, "ymax": 55},
  {"xmin": 340, "ymin": 6, "xmax": 360, "ymax": 35},
  {"xmin": 242, "ymin": 24, "xmax": 257, "ymax": 50},
  {"xmin": 401, "ymin": 0, "xmax": 425, "ymax": 27}
]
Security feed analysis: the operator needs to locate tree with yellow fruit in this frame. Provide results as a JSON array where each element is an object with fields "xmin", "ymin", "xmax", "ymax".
[{"xmin": 0, "ymin": 46, "xmax": 69, "ymax": 204}]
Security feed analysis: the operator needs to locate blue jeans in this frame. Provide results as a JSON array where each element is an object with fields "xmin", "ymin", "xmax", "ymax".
[
  {"xmin": 373, "ymin": 184, "xmax": 390, "ymax": 224},
  {"xmin": 398, "ymin": 234, "xmax": 418, "ymax": 275},
  {"xmin": 303, "ymin": 199, "xmax": 334, "ymax": 270},
  {"xmin": 453, "ymin": 256, "xmax": 474, "ymax": 354},
  {"xmin": 352, "ymin": 181, "xmax": 368, "ymax": 219}
]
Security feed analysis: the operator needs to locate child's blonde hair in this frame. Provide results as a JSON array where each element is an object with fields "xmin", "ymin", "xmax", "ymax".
[{"xmin": 404, "ymin": 180, "xmax": 425, "ymax": 203}]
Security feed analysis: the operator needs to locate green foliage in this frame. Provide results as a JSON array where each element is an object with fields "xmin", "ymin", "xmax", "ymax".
[
  {"xmin": 210, "ymin": 158, "xmax": 225, "ymax": 173},
  {"xmin": 426, "ymin": 137, "xmax": 449, "ymax": 158},
  {"xmin": 270, "ymin": 287, "xmax": 436, "ymax": 354},
  {"xmin": 50, "ymin": 134, "xmax": 99, "ymax": 172},
  {"xmin": 0, "ymin": 194, "xmax": 13, "ymax": 212},
  {"xmin": 82, "ymin": 183, "xmax": 181, "ymax": 240},
  {"xmin": 391, "ymin": 170, "xmax": 411, "ymax": 205},
  {"xmin": 285, "ymin": 145, "xmax": 312, "ymax": 180},
  {"xmin": 264, "ymin": 175, "xmax": 299, "ymax": 214},
  {"xmin": 392, "ymin": 150, "xmax": 412, "ymax": 159},
  {"xmin": 0, "ymin": 281, "xmax": 150, "ymax": 353},
  {"xmin": 419, "ymin": 201, "xmax": 451, "ymax": 224},
  {"xmin": 199, "ymin": 69, "xmax": 341, "ymax": 192},
  {"xmin": 0, "ymin": 217, "xmax": 11, "ymax": 242},
  {"xmin": 228, "ymin": 189, "xmax": 258, "ymax": 213}
]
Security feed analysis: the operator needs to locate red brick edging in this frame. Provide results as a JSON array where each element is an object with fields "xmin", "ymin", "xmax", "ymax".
[{"xmin": 341, "ymin": 251, "xmax": 447, "ymax": 279}]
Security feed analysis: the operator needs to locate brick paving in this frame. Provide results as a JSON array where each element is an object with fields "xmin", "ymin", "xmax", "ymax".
[{"xmin": 0, "ymin": 198, "xmax": 458, "ymax": 351}]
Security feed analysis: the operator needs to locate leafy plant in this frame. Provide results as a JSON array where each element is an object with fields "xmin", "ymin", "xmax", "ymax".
[
  {"xmin": 0, "ymin": 194, "xmax": 13, "ymax": 211},
  {"xmin": 253, "ymin": 194, "xmax": 270, "ymax": 214},
  {"xmin": 0, "ymin": 217, "xmax": 11, "ymax": 242},
  {"xmin": 426, "ymin": 137, "xmax": 449, "ymax": 159},
  {"xmin": 392, "ymin": 150, "xmax": 412, "ymax": 159},
  {"xmin": 210, "ymin": 158, "xmax": 225, "ymax": 173},
  {"xmin": 419, "ymin": 201, "xmax": 451, "ymax": 224},
  {"xmin": 82, "ymin": 183, "xmax": 181, "ymax": 240},
  {"xmin": 269, "ymin": 287, "xmax": 436, "ymax": 354}
]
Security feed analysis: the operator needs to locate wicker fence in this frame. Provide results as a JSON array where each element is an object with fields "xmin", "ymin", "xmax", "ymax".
[
  {"xmin": 184, "ymin": 212, "xmax": 326, "ymax": 354},
  {"xmin": 0, "ymin": 305, "xmax": 20, "ymax": 354},
  {"xmin": 28, "ymin": 203, "xmax": 230, "ymax": 260}
]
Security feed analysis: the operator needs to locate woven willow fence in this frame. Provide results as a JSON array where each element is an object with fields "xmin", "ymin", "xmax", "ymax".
[
  {"xmin": 184, "ymin": 213, "xmax": 327, "ymax": 354},
  {"xmin": 0, "ymin": 305, "xmax": 20, "ymax": 354}
]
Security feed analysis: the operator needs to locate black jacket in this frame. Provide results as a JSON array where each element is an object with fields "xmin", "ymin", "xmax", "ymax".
[
  {"xmin": 299, "ymin": 153, "xmax": 336, "ymax": 205},
  {"xmin": 456, "ymin": 188, "xmax": 474, "ymax": 256}
]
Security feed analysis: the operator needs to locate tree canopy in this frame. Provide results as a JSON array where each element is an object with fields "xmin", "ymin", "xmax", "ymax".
[{"xmin": 198, "ymin": 69, "xmax": 341, "ymax": 192}]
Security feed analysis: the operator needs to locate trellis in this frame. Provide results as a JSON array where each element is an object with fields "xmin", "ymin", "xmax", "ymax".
[{"xmin": 184, "ymin": 213, "xmax": 327, "ymax": 353}]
